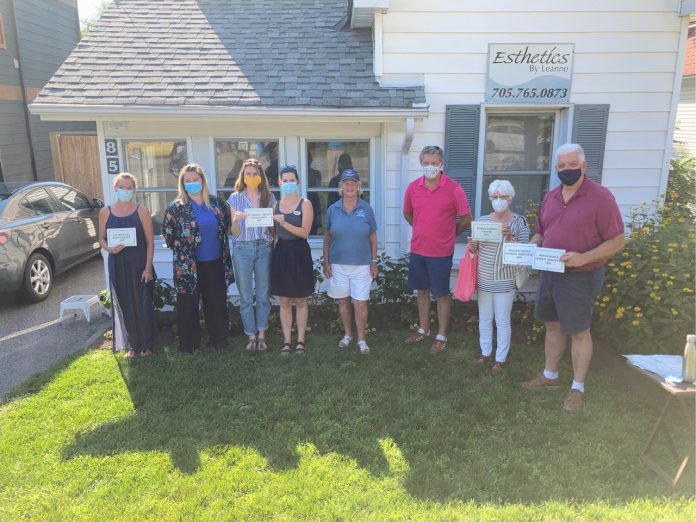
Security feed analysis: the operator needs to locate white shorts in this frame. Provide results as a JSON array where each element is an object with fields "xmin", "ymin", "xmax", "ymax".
[{"xmin": 327, "ymin": 264, "xmax": 372, "ymax": 301}]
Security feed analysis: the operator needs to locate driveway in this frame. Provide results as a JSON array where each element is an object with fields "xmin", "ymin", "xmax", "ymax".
[{"xmin": 0, "ymin": 255, "xmax": 110, "ymax": 399}]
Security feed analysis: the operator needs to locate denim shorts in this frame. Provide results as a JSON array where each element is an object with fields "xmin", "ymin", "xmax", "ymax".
[
  {"xmin": 534, "ymin": 267, "xmax": 605, "ymax": 334},
  {"xmin": 407, "ymin": 253, "xmax": 453, "ymax": 298}
]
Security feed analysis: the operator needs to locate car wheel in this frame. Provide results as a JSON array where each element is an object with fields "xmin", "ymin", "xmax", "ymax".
[{"xmin": 22, "ymin": 252, "xmax": 53, "ymax": 302}]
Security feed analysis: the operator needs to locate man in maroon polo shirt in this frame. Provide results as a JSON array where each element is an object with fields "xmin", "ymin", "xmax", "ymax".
[
  {"xmin": 403, "ymin": 145, "xmax": 472, "ymax": 353},
  {"xmin": 522, "ymin": 143, "xmax": 625, "ymax": 411}
]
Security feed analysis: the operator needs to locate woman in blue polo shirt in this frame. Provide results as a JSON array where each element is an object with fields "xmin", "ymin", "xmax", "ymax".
[{"xmin": 322, "ymin": 169, "xmax": 378, "ymax": 354}]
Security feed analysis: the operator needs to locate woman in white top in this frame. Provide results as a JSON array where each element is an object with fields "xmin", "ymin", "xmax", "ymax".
[{"xmin": 468, "ymin": 179, "xmax": 529, "ymax": 373}]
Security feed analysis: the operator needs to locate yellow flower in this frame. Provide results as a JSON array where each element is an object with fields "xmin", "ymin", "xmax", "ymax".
[
  {"xmin": 634, "ymin": 307, "xmax": 641, "ymax": 312},
  {"xmin": 671, "ymin": 309, "xmax": 679, "ymax": 316},
  {"xmin": 630, "ymin": 274, "xmax": 637, "ymax": 278},
  {"xmin": 617, "ymin": 271, "xmax": 625, "ymax": 276},
  {"xmin": 667, "ymin": 281, "xmax": 674, "ymax": 286},
  {"xmin": 615, "ymin": 311, "xmax": 624, "ymax": 319},
  {"xmin": 636, "ymin": 313, "xmax": 643, "ymax": 318},
  {"xmin": 608, "ymin": 262, "xmax": 616, "ymax": 267},
  {"xmin": 599, "ymin": 303, "xmax": 606, "ymax": 308},
  {"xmin": 652, "ymin": 268, "xmax": 660, "ymax": 273},
  {"xmin": 632, "ymin": 320, "xmax": 640, "ymax": 326},
  {"xmin": 684, "ymin": 288, "xmax": 694, "ymax": 294},
  {"xmin": 602, "ymin": 296, "xmax": 610, "ymax": 302},
  {"xmin": 611, "ymin": 288, "xmax": 618, "ymax": 294}
]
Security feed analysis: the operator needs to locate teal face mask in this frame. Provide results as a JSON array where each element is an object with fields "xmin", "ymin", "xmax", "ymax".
[
  {"xmin": 184, "ymin": 182, "xmax": 202, "ymax": 195},
  {"xmin": 281, "ymin": 181, "xmax": 298, "ymax": 195},
  {"xmin": 116, "ymin": 188, "xmax": 134, "ymax": 202}
]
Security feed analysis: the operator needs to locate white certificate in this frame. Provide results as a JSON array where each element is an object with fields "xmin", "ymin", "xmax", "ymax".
[
  {"xmin": 532, "ymin": 247, "xmax": 566, "ymax": 273},
  {"xmin": 107, "ymin": 227, "xmax": 137, "ymax": 248},
  {"xmin": 502, "ymin": 243, "xmax": 536, "ymax": 266},
  {"xmin": 471, "ymin": 221, "xmax": 502, "ymax": 242},
  {"xmin": 244, "ymin": 207, "xmax": 274, "ymax": 227}
]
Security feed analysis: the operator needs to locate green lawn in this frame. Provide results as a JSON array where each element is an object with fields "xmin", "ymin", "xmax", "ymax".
[{"xmin": 1, "ymin": 331, "xmax": 694, "ymax": 520}]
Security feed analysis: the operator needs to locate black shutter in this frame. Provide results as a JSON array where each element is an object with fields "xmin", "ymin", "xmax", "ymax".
[
  {"xmin": 571, "ymin": 104, "xmax": 609, "ymax": 184},
  {"xmin": 444, "ymin": 105, "xmax": 480, "ymax": 217}
]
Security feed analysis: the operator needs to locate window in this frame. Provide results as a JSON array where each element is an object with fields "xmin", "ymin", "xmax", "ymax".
[
  {"xmin": 305, "ymin": 140, "xmax": 370, "ymax": 236},
  {"xmin": 123, "ymin": 140, "xmax": 188, "ymax": 235},
  {"xmin": 482, "ymin": 113, "xmax": 554, "ymax": 216},
  {"xmin": 0, "ymin": 12, "xmax": 6, "ymax": 49},
  {"xmin": 214, "ymin": 139, "xmax": 279, "ymax": 200},
  {"xmin": 49, "ymin": 187, "xmax": 92, "ymax": 211},
  {"xmin": 22, "ymin": 189, "xmax": 62, "ymax": 215}
]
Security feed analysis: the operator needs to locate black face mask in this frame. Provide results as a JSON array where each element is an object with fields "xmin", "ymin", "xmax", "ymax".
[{"xmin": 558, "ymin": 168, "xmax": 582, "ymax": 186}]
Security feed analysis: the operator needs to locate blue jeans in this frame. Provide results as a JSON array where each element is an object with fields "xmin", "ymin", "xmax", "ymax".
[{"xmin": 232, "ymin": 239, "xmax": 272, "ymax": 336}]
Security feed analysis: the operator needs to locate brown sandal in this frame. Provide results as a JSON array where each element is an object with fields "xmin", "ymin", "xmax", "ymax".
[
  {"xmin": 295, "ymin": 341, "xmax": 305, "ymax": 355},
  {"xmin": 280, "ymin": 343, "xmax": 291, "ymax": 356}
]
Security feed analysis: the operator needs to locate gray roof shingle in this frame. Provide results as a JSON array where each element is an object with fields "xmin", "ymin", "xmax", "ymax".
[{"xmin": 35, "ymin": 0, "xmax": 425, "ymax": 109}]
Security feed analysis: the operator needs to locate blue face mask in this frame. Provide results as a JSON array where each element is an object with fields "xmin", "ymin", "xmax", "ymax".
[
  {"xmin": 116, "ymin": 188, "xmax": 134, "ymax": 202},
  {"xmin": 281, "ymin": 181, "xmax": 298, "ymax": 195},
  {"xmin": 184, "ymin": 182, "xmax": 202, "ymax": 195}
]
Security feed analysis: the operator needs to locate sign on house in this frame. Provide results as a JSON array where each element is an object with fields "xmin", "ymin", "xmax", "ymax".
[{"xmin": 486, "ymin": 44, "xmax": 574, "ymax": 104}]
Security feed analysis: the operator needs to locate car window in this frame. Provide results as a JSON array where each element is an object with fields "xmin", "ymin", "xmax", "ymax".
[
  {"xmin": 50, "ymin": 186, "xmax": 92, "ymax": 210},
  {"xmin": 23, "ymin": 188, "xmax": 62, "ymax": 215}
]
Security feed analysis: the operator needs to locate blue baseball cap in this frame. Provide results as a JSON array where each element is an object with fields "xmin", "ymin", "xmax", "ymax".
[{"xmin": 339, "ymin": 169, "xmax": 360, "ymax": 183}]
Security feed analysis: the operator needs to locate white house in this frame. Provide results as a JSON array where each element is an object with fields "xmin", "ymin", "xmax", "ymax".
[{"xmin": 30, "ymin": 0, "xmax": 693, "ymax": 290}]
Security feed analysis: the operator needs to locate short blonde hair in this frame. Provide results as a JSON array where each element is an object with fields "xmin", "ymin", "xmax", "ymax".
[
  {"xmin": 177, "ymin": 163, "xmax": 211, "ymax": 208},
  {"xmin": 113, "ymin": 172, "xmax": 137, "ymax": 189}
]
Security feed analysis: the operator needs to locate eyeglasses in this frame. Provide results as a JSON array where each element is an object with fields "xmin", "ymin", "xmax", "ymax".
[
  {"xmin": 280, "ymin": 165, "xmax": 297, "ymax": 174},
  {"xmin": 489, "ymin": 196, "xmax": 512, "ymax": 201}
]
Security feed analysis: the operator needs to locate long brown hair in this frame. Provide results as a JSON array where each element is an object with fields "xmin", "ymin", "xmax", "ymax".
[{"xmin": 234, "ymin": 159, "xmax": 272, "ymax": 208}]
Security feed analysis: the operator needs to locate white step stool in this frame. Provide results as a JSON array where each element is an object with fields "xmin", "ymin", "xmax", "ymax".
[{"xmin": 59, "ymin": 295, "xmax": 100, "ymax": 324}]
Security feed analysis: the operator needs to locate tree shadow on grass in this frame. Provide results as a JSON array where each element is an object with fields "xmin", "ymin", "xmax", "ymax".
[{"xmin": 60, "ymin": 333, "xmax": 695, "ymax": 503}]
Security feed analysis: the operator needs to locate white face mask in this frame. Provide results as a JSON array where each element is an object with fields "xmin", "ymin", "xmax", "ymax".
[
  {"xmin": 422, "ymin": 164, "xmax": 440, "ymax": 179},
  {"xmin": 491, "ymin": 198, "xmax": 509, "ymax": 213}
]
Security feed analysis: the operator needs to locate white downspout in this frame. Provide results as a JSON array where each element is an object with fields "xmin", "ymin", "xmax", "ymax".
[
  {"xmin": 373, "ymin": 12, "xmax": 384, "ymax": 84},
  {"xmin": 399, "ymin": 117, "xmax": 415, "ymax": 254}
]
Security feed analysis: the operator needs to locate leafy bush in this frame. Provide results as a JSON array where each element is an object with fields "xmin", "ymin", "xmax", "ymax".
[{"xmin": 594, "ymin": 156, "xmax": 696, "ymax": 353}]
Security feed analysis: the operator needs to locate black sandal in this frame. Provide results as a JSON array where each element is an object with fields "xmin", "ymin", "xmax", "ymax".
[
  {"xmin": 295, "ymin": 341, "xmax": 305, "ymax": 355},
  {"xmin": 280, "ymin": 343, "xmax": 291, "ymax": 356}
]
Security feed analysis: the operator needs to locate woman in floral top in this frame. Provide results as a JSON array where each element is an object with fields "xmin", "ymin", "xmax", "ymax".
[{"xmin": 162, "ymin": 163, "xmax": 234, "ymax": 352}]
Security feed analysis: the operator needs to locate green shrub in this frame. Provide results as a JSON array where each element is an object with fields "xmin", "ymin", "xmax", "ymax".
[{"xmin": 594, "ymin": 156, "xmax": 696, "ymax": 353}]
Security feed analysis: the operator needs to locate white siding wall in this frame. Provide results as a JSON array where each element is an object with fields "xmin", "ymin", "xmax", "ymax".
[
  {"xmin": 675, "ymin": 76, "xmax": 696, "ymax": 156},
  {"xmin": 380, "ymin": 0, "xmax": 686, "ymax": 254}
]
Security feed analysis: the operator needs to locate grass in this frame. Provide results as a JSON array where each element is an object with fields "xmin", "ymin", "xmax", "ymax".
[{"xmin": 0, "ymin": 329, "xmax": 694, "ymax": 520}]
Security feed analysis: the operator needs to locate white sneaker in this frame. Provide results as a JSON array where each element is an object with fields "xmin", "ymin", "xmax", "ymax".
[
  {"xmin": 338, "ymin": 335, "xmax": 352, "ymax": 348},
  {"xmin": 358, "ymin": 340, "xmax": 370, "ymax": 354}
]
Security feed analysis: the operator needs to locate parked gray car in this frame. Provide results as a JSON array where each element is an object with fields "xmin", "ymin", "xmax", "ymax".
[{"xmin": 0, "ymin": 182, "xmax": 103, "ymax": 302}]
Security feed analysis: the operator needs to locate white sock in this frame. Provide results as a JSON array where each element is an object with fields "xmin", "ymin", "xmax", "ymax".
[
  {"xmin": 418, "ymin": 327, "xmax": 428, "ymax": 335},
  {"xmin": 571, "ymin": 380, "xmax": 585, "ymax": 393},
  {"xmin": 543, "ymin": 369, "xmax": 559, "ymax": 380},
  {"xmin": 435, "ymin": 334, "xmax": 447, "ymax": 341}
]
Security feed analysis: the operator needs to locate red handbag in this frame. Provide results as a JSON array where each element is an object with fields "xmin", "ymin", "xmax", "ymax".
[{"xmin": 454, "ymin": 245, "xmax": 478, "ymax": 301}]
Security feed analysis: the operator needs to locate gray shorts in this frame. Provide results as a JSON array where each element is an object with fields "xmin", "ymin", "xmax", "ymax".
[{"xmin": 534, "ymin": 268, "xmax": 605, "ymax": 334}]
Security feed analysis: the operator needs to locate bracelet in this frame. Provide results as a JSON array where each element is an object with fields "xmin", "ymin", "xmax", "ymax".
[{"xmin": 371, "ymin": 259, "xmax": 378, "ymax": 263}]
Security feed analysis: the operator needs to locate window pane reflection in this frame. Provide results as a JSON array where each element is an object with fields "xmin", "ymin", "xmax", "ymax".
[
  {"xmin": 306, "ymin": 141, "xmax": 370, "ymax": 189},
  {"xmin": 135, "ymin": 191, "xmax": 178, "ymax": 235},
  {"xmin": 124, "ymin": 141, "xmax": 187, "ymax": 189},
  {"xmin": 484, "ymin": 114, "xmax": 553, "ymax": 172},
  {"xmin": 215, "ymin": 140, "xmax": 279, "ymax": 191}
]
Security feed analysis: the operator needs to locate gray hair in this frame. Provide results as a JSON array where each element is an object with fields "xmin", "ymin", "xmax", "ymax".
[
  {"xmin": 338, "ymin": 180, "xmax": 363, "ymax": 196},
  {"xmin": 419, "ymin": 145, "xmax": 444, "ymax": 163},
  {"xmin": 555, "ymin": 143, "xmax": 585, "ymax": 163},
  {"xmin": 488, "ymin": 179, "xmax": 515, "ymax": 198}
]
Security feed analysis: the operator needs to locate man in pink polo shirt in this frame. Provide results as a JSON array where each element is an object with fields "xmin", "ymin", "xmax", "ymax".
[
  {"xmin": 522, "ymin": 143, "xmax": 625, "ymax": 411},
  {"xmin": 403, "ymin": 145, "xmax": 472, "ymax": 352}
]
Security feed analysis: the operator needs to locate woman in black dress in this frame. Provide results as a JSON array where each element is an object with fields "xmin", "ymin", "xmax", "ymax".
[
  {"xmin": 271, "ymin": 166, "xmax": 315, "ymax": 355},
  {"xmin": 98, "ymin": 173, "xmax": 156, "ymax": 357}
]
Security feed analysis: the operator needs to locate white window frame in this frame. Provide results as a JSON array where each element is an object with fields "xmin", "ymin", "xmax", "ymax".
[
  {"xmin": 300, "ymin": 137, "xmax": 379, "ymax": 248},
  {"xmin": 475, "ymin": 108, "xmax": 563, "ymax": 218},
  {"xmin": 117, "ymin": 136, "xmax": 192, "ymax": 239},
  {"xmin": 208, "ymin": 136, "xmax": 286, "ymax": 195}
]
